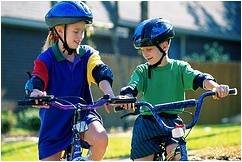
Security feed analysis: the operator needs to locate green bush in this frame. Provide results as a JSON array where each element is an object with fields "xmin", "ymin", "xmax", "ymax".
[
  {"xmin": 17, "ymin": 108, "xmax": 40, "ymax": 131},
  {"xmin": 183, "ymin": 42, "xmax": 230, "ymax": 62},
  {"xmin": 1, "ymin": 110, "xmax": 16, "ymax": 134}
]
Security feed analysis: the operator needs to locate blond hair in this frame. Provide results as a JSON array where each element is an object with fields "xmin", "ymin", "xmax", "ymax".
[
  {"xmin": 42, "ymin": 29, "xmax": 59, "ymax": 52},
  {"xmin": 42, "ymin": 24, "xmax": 66, "ymax": 51}
]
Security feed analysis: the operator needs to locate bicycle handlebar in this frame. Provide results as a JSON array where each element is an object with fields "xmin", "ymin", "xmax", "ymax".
[
  {"xmin": 18, "ymin": 94, "xmax": 137, "ymax": 111},
  {"xmin": 18, "ymin": 88, "xmax": 237, "ymax": 130},
  {"xmin": 18, "ymin": 95, "xmax": 55, "ymax": 106},
  {"xmin": 115, "ymin": 88, "xmax": 237, "ymax": 130},
  {"xmin": 115, "ymin": 88, "xmax": 237, "ymax": 111},
  {"xmin": 142, "ymin": 88, "xmax": 237, "ymax": 112}
]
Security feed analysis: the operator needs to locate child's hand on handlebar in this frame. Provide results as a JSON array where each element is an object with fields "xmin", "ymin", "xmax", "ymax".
[
  {"xmin": 30, "ymin": 89, "xmax": 47, "ymax": 97},
  {"xmin": 212, "ymin": 85, "xmax": 230, "ymax": 100},
  {"xmin": 30, "ymin": 89, "xmax": 49, "ymax": 108},
  {"xmin": 104, "ymin": 93, "xmax": 115, "ymax": 114},
  {"xmin": 114, "ymin": 95, "xmax": 136, "ymax": 112}
]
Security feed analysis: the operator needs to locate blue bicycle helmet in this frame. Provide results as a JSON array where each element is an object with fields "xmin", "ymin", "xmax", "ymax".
[
  {"xmin": 45, "ymin": 1, "xmax": 93, "ymax": 28},
  {"xmin": 45, "ymin": 1, "xmax": 93, "ymax": 55},
  {"xmin": 133, "ymin": 18, "xmax": 175, "ymax": 79},
  {"xmin": 133, "ymin": 18, "xmax": 175, "ymax": 49}
]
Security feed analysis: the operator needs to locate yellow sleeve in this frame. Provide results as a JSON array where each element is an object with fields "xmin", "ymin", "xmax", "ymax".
[{"xmin": 87, "ymin": 52, "xmax": 104, "ymax": 85}]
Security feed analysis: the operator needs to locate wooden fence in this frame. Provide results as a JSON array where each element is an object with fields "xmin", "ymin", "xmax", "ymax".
[{"xmin": 90, "ymin": 55, "xmax": 240, "ymax": 129}]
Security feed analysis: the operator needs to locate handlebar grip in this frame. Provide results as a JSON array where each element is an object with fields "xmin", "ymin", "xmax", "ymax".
[
  {"xmin": 109, "ymin": 97, "xmax": 137, "ymax": 104},
  {"xmin": 114, "ymin": 103, "xmax": 138, "ymax": 112},
  {"xmin": 229, "ymin": 88, "xmax": 237, "ymax": 95},
  {"xmin": 27, "ymin": 95, "xmax": 54, "ymax": 100},
  {"xmin": 114, "ymin": 106, "xmax": 125, "ymax": 112},
  {"xmin": 18, "ymin": 95, "xmax": 54, "ymax": 106}
]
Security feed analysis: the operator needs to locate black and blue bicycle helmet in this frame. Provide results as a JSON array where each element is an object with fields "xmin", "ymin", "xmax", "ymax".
[
  {"xmin": 133, "ymin": 18, "xmax": 175, "ymax": 78},
  {"xmin": 133, "ymin": 18, "xmax": 175, "ymax": 49},
  {"xmin": 45, "ymin": 1, "xmax": 93, "ymax": 28}
]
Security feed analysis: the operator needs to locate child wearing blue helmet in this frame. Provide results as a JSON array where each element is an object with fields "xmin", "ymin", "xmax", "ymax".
[
  {"xmin": 25, "ymin": 1, "xmax": 114, "ymax": 160},
  {"xmin": 119, "ymin": 18, "xmax": 230, "ymax": 160}
]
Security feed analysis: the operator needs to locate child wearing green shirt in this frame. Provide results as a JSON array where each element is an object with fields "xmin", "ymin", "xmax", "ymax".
[{"xmin": 119, "ymin": 18, "xmax": 230, "ymax": 161}]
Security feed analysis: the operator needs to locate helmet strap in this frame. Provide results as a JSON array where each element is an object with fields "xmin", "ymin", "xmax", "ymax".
[
  {"xmin": 147, "ymin": 45, "xmax": 166, "ymax": 79},
  {"xmin": 53, "ymin": 25, "xmax": 76, "ymax": 55},
  {"xmin": 63, "ymin": 25, "xmax": 76, "ymax": 55}
]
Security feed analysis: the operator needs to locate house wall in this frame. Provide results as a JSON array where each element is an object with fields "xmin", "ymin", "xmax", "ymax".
[{"xmin": 1, "ymin": 25, "xmax": 47, "ymax": 100}]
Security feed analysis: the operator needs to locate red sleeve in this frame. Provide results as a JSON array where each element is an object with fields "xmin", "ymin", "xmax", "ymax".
[{"xmin": 32, "ymin": 60, "xmax": 49, "ymax": 90}]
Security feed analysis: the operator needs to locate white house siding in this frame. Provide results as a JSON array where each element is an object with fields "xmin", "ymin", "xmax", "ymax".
[{"xmin": 1, "ymin": 1, "xmax": 50, "ymax": 21}]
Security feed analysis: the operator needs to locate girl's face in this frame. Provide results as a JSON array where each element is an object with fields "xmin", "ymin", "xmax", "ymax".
[{"xmin": 57, "ymin": 21, "xmax": 86, "ymax": 49}]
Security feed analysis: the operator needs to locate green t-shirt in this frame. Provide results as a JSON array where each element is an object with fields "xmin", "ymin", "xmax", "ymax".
[{"xmin": 128, "ymin": 59, "xmax": 201, "ymax": 115}]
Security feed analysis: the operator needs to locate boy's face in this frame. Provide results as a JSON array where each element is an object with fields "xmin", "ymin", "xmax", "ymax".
[
  {"xmin": 140, "ymin": 41, "xmax": 169, "ymax": 65},
  {"xmin": 57, "ymin": 21, "xmax": 86, "ymax": 49},
  {"xmin": 140, "ymin": 45, "xmax": 162, "ymax": 65}
]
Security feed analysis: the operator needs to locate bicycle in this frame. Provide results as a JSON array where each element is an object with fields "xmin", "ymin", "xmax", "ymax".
[
  {"xmin": 115, "ymin": 88, "xmax": 238, "ymax": 161},
  {"xmin": 18, "ymin": 94, "xmax": 136, "ymax": 161}
]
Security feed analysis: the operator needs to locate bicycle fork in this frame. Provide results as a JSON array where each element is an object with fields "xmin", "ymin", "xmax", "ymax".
[
  {"xmin": 178, "ymin": 138, "xmax": 188, "ymax": 161},
  {"xmin": 70, "ymin": 134, "xmax": 85, "ymax": 161}
]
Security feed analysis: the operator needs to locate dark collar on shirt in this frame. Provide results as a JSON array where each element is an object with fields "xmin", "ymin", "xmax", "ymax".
[
  {"xmin": 52, "ymin": 43, "xmax": 84, "ymax": 62},
  {"xmin": 52, "ymin": 43, "xmax": 65, "ymax": 62}
]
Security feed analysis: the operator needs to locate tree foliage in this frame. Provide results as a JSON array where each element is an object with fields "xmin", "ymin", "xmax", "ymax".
[{"xmin": 183, "ymin": 42, "xmax": 230, "ymax": 62}]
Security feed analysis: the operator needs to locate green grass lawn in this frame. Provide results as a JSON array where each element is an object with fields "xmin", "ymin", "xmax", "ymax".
[
  {"xmin": 105, "ymin": 133, "xmax": 132, "ymax": 159},
  {"xmin": 1, "ymin": 124, "xmax": 240, "ymax": 160},
  {"xmin": 1, "ymin": 141, "xmax": 38, "ymax": 161},
  {"xmin": 187, "ymin": 124, "xmax": 241, "ymax": 150}
]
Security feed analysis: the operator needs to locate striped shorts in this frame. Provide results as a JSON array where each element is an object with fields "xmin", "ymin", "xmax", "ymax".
[{"xmin": 130, "ymin": 113, "xmax": 182, "ymax": 160}]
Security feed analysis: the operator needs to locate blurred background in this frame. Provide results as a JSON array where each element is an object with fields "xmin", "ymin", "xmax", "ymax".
[{"xmin": 1, "ymin": 1, "xmax": 241, "ymax": 160}]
